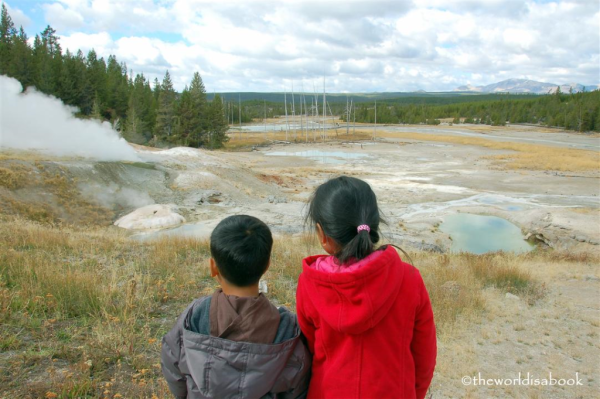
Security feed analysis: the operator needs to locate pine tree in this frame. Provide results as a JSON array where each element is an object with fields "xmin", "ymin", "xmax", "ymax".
[
  {"xmin": 176, "ymin": 86, "xmax": 194, "ymax": 145},
  {"xmin": 0, "ymin": 3, "xmax": 16, "ymax": 75},
  {"xmin": 91, "ymin": 93, "xmax": 103, "ymax": 121},
  {"xmin": 9, "ymin": 27, "xmax": 32, "ymax": 87},
  {"xmin": 105, "ymin": 55, "xmax": 129, "ymax": 120},
  {"xmin": 31, "ymin": 26, "xmax": 63, "ymax": 96},
  {"xmin": 123, "ymin": 73, "xmax": 153, "ymax": 143},
  {"xmin": 207, "ymin": 94, "xmax": 229, "ymax": 148},
  {"xmin": 31, "ymin": 34, "xmax": 50, "ymax": 93},
  {"xmin": 123, "ymin": 95, "xmax": 144, "ymax": 142},
  {"xmin": 153, "ymin": 77, "xmax": 161, "ymax": 100},
  {"xmin": 75, "ymin": 50, "xmax": 93, "ymax": 114},
  {"xmin": 86, "ymin": 49, "xmax": 107, "ymax": 107},
  {"xmin": 143, "ymin": 78, "xmax": 157, "ymax": 134},
  {"xmin": 154, "ymin": 71, "xmax": 176, "ymax": 142},
  {"xmin": 42, "ymin": 26, "xmax": 63, "ymax": 96},
  {"xmin": 178, "ymin": 72, "xmax": 207, "ymax": 147},
  {"xmin": 60, "ymin": 49, "xmax": 80, "ymax": 106}
]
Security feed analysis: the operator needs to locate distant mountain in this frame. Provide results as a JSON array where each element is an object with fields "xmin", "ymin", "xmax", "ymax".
[
  {"xmin": 455, "ymin": 78, "xmax": 599, "ymax": 94},
  {"xmin": 584, "ymin": 84, "xmax": 600, "ymax": 91}
]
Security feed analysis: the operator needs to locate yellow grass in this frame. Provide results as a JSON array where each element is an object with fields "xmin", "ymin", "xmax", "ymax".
[
  {"xmin": 0, "ymin": 216, "xmax": 571, "ymax": 397},
  {"xmin": 0, "ymin": 160, "xmax": 113, "ymax": 225},
  {"xmin": 571, "ymin": 207, "xmax": 600, "ymax": 215},
  {"xmin": 0, "ymin": 149, "xmax": 79, "ymax": 162},
  {"xmin": 224, "ymin": 129, "xmax": 372, "ymax": 150},
  {"xmin": 0, "ymin": 217, "xmax": 212, "ymax": 398},
  {"xmin": 376, "ymin": 130, "xmax": 600, "ymax": 172},
  {"xmin": 0, "ymin": 166, "xmax": 29, "ymax": 190}
]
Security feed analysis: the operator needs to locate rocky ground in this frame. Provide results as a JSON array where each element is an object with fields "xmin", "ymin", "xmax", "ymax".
[{"xmin": 117, "ymin": 125, "xmax": 599, "ymax": 256}]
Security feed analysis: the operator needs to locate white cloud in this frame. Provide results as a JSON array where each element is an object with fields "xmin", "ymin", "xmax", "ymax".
[
  {"xmin": 65, "ymin": 0, "xmax": 180, "ymax": 33},
  {"xmin": 29, "ymin": 0, "xmax": 599, "ymax": 92},
  {"xmin": 43, "ymin": 3, "xmax": 84, "ymax": 31},
  {"xmin": 59, "ymin": 32, "xmax": 114, "ymax": 55},
  {"xmin": 503, "ymin": 28, "xmax": 536, "ymax": 50}
]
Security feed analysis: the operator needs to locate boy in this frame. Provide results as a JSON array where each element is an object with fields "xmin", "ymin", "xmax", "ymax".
[{"xmin": 161, "ymin": 215, "xmax": 311, "ymax": 399}]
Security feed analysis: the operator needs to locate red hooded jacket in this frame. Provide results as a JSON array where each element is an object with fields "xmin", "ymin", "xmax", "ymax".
[{"xmin": 296, "ymin": 246, "xmax": 437, "ymax": 399}]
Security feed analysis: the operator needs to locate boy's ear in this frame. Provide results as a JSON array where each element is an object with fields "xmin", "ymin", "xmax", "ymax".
[{"xmin": 209, "ymin": 258, "xmax": 219, "ymax": 278}]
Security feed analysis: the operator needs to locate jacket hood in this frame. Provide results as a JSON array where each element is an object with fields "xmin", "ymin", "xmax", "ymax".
[
  {"xmin": 181, "ymin": 305, "xmax": 306, "ymax": 398},
  {"xmin": 301, "ymin": 245, "xmax": 405, "ymax": 335}
]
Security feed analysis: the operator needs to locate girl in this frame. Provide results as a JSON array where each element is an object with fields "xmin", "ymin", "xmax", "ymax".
[{"xmin": 296, "ymin": 176, "xmax": 437, "ymax": 399}]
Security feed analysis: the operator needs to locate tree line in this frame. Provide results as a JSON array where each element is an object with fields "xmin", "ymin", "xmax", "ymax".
[
  {"xmin": 221, "ymin": 90, "xmax": 600, "ymax": 133},
  {"xmin": 0, "ymin": 4, "xmax": 228, "ymax": 148},
  {"xmin": 344, "ymin": 87, "xmax": 600, "ymax": 132}
]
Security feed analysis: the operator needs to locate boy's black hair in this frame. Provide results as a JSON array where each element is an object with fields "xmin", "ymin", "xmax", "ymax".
[
  {"xmin": 307, "ymin": 176, "xmax": 381, "ymax": 264},
  {"xmin": 210, "ymin": 215, "xmax": 273, "ymax": 287}
]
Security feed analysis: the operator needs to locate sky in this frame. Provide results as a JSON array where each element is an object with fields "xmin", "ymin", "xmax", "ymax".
[{"xmin": 4, "ymin": 0, "xmax": 599, "ymax": 93}]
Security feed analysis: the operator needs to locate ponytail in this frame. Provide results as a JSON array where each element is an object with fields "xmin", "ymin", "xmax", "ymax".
[{"xmin": 337, "ymin": 226, "xmax": 379, "ymax": 264}]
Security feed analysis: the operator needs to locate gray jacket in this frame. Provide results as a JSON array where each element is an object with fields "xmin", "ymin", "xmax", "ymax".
[{"xmin": 161, "ymin": 296, "xmax": 311, "ymax": 399}]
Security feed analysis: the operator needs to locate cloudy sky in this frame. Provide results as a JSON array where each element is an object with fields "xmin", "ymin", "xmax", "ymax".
[{"xmin": 5, "ymin": 0, "xmax": 599, "ymax": 92}]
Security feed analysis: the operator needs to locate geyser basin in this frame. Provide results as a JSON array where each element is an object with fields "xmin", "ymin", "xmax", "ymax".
[
  {"xmin": 265, "ymin": 150, "xmax": 368, "ymax": 164},
  {"xmin": 440, "ymin": 213, "xmax": 533, "ymax": 254}
]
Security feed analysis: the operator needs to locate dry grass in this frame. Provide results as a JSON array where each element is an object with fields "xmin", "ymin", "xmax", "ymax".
[
  {"xmin": 0, "ymin": 161, "xmax": 113, "ymax": 225},
  {"xmin": 463, "ymin": 252, "xmax": 547, "ymax": 305},
  {"xmin": 0, "ymin": 166, "xmax": 29, "ymax": 190},
  {"xmin": 571, "ymin": 207, "xmax": 600, "ymax": 215},
  {"xmin": 377, "ymin": 131, "xmax": 600, "ymax": 172},
  {"xmin": 410, "ymin": 252, "xmax": 485, "ymax": 335},
  {"xmin": 0, "ymin": 217, "xmax": 564, "ymax": 397},
  {"xmin": 0, "ymin": 217, "xmax": 212, "ymax": 398},
  {"xmin": 0, "ymin": 149, "xmax": 79, "ymax": 162},
  {"xmin": 224, "ymin": 129, "xmax": 372, "ymax": 150}
]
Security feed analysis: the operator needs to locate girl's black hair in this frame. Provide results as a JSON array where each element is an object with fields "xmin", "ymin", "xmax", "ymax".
[{"xmin": 307, "ymin": 175, "xmax": 382, "ymax": 264}]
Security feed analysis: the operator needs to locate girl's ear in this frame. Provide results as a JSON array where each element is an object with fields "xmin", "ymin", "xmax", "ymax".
[
  {"xmin": 209, "ymin": 258, "xmax": 219, "ymax": 278},
  {"xmin": 316, "ymin": 223, "xmax": 338, "ymax": 254},
  {"xmin": 316, "ymin": 223, "xmax": 327, "ymax": 246}
]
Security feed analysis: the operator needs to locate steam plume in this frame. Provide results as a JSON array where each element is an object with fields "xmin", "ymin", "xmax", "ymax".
[{"xmin": 0, "ymin": 75, "xmax": 139, "ymax": 161}]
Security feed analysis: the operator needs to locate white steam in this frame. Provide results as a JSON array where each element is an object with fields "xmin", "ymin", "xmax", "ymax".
[
  {"xmin": 79, "ymin": 182, "xmax": 155, "ymax": 210},
  {"xmin": 0, "ymin": 75, "xmax": 139, "ymax": 161}
]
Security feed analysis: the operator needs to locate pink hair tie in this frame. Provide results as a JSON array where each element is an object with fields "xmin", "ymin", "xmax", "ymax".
[{"xmin": 357, "ymin": 224, "xmax": 370, "ymax": 233}]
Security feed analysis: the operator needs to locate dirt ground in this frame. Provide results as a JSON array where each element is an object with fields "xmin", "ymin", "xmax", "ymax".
[{"xmin": 430, "ymin": 254, "xmax": 599, "ymax": 398}]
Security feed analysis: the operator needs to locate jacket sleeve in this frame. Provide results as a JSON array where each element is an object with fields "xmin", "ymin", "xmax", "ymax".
[
  {"xmin": 411, "ymin": 272, "xmax": 437, "ymax": 399},
  {"xmin": 276, "ymin": 333, "xmax": 312, "ymax": 399},
  {"xmin": 161, "ymin": 302, "xmax": 196, "ymax": 399},
  {"xmin": 295, "ymin": 276, "xmax": 316, "ymax": 355}
]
